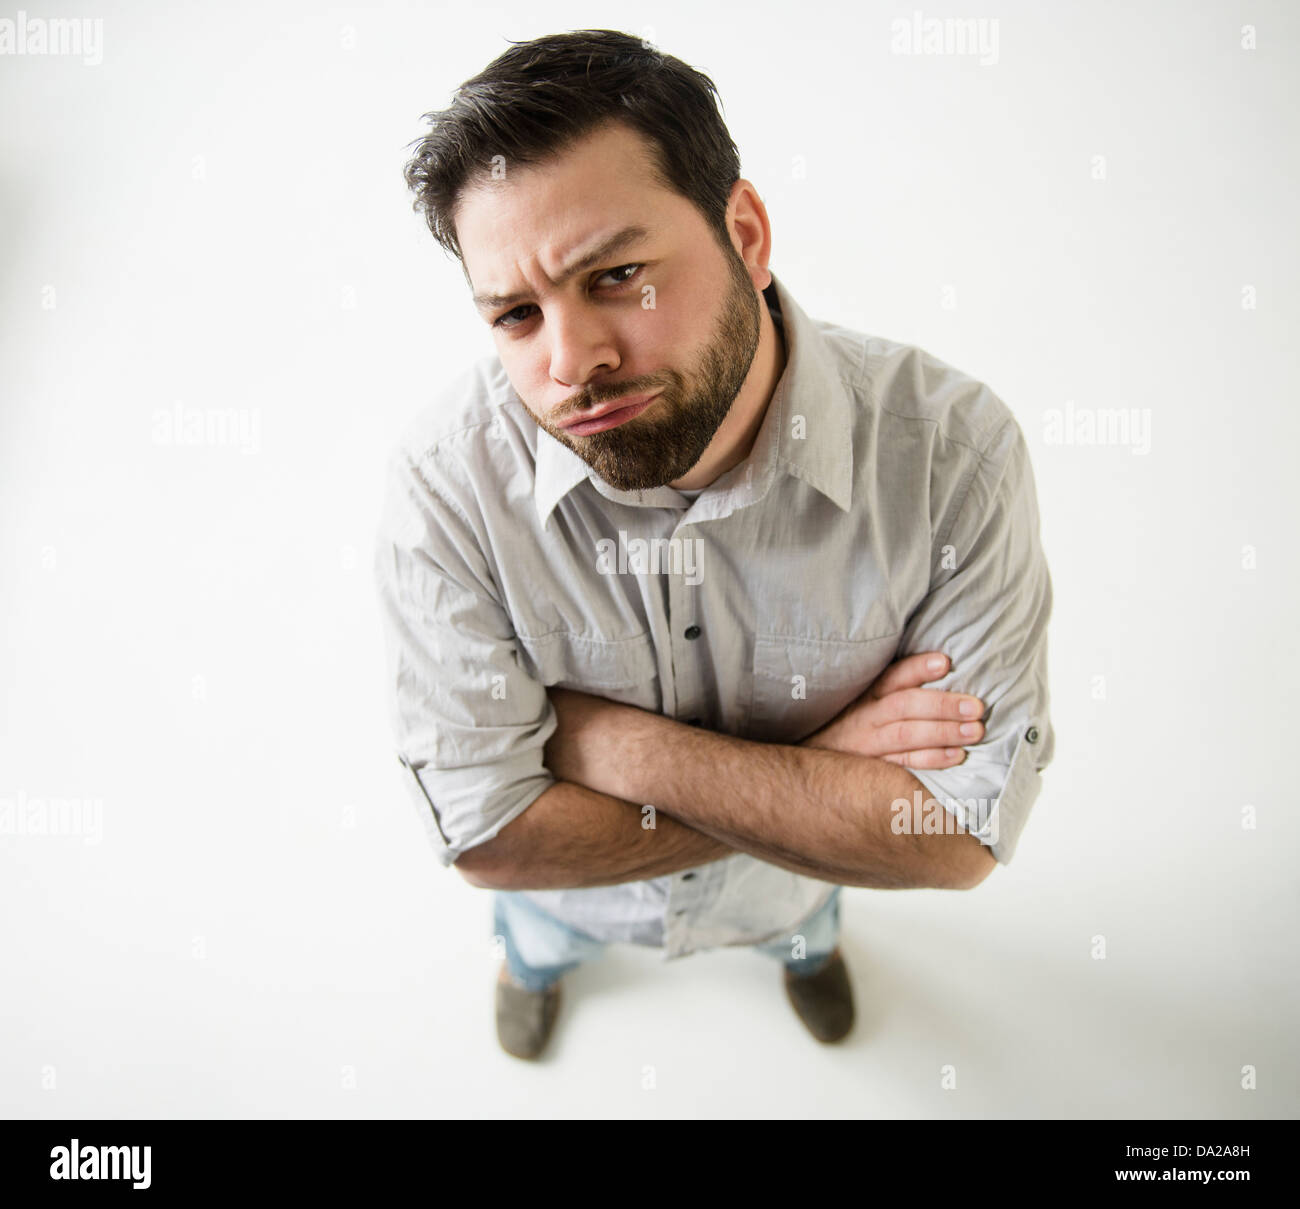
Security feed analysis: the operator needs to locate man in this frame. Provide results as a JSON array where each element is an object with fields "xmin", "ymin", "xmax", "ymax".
[{"xmin": 376, "ymin": 30, "xmax": 1054, "ymax": 1060}]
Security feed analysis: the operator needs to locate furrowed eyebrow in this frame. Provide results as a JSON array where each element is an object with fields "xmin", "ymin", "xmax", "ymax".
[{"xmin": 471, "ymin": 224, "xmax": 651, "ymax": 312}]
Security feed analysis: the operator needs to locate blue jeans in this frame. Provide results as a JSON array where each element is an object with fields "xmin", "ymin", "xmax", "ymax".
[{"xmin": 492, "ymin": 886, "xmax": 843, "ymax": 992}]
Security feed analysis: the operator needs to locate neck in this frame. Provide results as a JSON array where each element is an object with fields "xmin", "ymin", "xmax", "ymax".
[{"xmin": 669, "ymin": 289, "xmax": 787, "ymax": 491}]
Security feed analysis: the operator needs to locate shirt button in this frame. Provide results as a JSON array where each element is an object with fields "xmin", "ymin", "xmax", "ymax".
[
  {"xmin": 684, "ymin": 624, "xmax": 701, "ymax": 640},
  {"xmin": 1026, "ymin": 726, "xmax": 1040, "ymax": 743}
]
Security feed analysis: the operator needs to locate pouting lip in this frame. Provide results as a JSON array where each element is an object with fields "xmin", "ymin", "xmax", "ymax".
[{"xmin": 557, "ymin": 389, "xmax": 661, "ymax": 429}]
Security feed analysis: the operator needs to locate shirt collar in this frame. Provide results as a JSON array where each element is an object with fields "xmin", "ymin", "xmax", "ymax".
[{"xmin": 533, "ymin": 270, "xmax": 855, "ymax": 528}]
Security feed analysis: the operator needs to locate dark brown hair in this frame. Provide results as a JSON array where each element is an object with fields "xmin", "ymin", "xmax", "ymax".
[{"xmin": 403, "ymin": 29, "xmax": 742, "ymax": 261}]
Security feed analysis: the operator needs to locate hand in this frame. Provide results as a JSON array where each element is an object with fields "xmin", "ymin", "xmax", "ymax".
[{"xmin": 802, "ymin": 651, "xmax": 984, "ymax": 769}]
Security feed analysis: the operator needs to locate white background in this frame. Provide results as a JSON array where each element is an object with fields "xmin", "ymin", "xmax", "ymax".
[{"xmin": 2, "ymin": 0, "xmax": 1296, "ymax": 1119}]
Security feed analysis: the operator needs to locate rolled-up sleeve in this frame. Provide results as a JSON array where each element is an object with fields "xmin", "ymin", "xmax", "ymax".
[
  {"xmin": 373, "ymin": 444, "xmax": 557, "ymax": 868},
  {"xmin": 897, "ymin": 415, "xmax": 1055, "ymax": 865}
]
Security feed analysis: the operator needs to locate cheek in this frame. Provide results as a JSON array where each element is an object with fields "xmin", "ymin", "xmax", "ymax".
[
  {"xmin": 617, "ymin": 307, "xmax": 685, "ymax": 371},
  {"xmin": 642, "ymin": 285, "xmax": 704, "ymax": 351},
  {"xmin": 496, "ymin": 342, "xmax": 548, "ymax": 400}
]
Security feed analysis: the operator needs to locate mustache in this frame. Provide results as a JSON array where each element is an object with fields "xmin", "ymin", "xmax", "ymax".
[{"xmin": 554, "ymin": 379, "xmax": 668, "ymax": 424}]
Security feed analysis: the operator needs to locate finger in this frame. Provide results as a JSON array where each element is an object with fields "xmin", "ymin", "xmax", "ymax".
[
  {"xmin": 867, "ymin": 651, "xmax": 951, "ymax": 700},
  {"xmin": 880, "ymin": 717, "xmax": 984, "ymax": 752},
  {"xmin": 875, "ymin": 686, "xmax": 984, "ymax": 724},
  {"xmin": 882, "ymin": 747, "xmax": 967, "ymax": 769}
]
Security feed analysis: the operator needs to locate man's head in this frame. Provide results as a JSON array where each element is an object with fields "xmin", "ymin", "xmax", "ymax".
[{"xmin": 403, "ymin": 30, "xmax": 776, "ymax": 491}]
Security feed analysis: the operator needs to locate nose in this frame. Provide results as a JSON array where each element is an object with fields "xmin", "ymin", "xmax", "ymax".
[{"xmin": 547, "ymin": 301, "xmax": 620, "ymax": 393}]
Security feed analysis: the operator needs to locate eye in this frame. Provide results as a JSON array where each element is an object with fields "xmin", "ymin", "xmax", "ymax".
[
  {"xmin": 595, "ymin": 263, "xmax": 643, "ymax": 287},
  {"xmin": 492, "ymin": 304, "xmax": 536, "ymax": 331},
  {"xmin": 490, "ymin": 265, "xmax": 645, "ymax": 331}
]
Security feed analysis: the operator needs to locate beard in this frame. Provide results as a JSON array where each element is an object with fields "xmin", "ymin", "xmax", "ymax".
[{"xmin": 534, "ymin": 243, "xmax": 762, "ymax": 492}]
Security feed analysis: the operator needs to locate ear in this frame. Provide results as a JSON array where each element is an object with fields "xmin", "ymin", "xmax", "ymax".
[{"xmin": 724, "ymin": 179, "xmax": 774, "ymax": 290}]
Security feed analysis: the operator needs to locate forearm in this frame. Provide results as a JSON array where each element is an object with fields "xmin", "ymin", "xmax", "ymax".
[
  {"xmin": 468, "ymin": 778, "xmax": 735, "ymax": 891},
  {"xmin": 546, "ymin": 691, "xmax": 985, "ymax": 890}
]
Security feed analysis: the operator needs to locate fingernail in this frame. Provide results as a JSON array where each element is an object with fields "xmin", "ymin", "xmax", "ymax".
[
  {"xmin": 959, "ymin": 699, "xmax": 979, "ymax": 717},
  {"xmin": 960, "ymin": 722, "xmax": 980, "ymax": 738},
  {"xmin": 927, "ymin": 656, "xmax": 946, "ymax": 672}
]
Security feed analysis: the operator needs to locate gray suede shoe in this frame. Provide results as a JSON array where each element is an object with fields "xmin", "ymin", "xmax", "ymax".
[
  {"xmin": 495, "ymin": 965, "xmax": 562, "ymax": 1060},
  {"xmin": 783, "ymin": 947, "xmax": 854, "ymax": 1043}
]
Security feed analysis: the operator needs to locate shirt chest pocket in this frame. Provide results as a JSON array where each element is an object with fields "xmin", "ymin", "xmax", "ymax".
[
  {"xmin": 746, "ymin": 632, "xmax": 900, "ymax": 744},
  {"xmin": 514, "ymin": 630, "xmax": 661, "ymax": 711}
]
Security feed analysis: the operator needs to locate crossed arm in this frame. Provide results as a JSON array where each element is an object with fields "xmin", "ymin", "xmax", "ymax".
[{"xmin": 455, "ymin": 683, "xmax": 997, "ymax": 894}]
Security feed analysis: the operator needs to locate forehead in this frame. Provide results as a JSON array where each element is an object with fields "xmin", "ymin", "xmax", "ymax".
[{"xmin": 455, "ymin": 122, "xmax": 678, "ymax": 288}]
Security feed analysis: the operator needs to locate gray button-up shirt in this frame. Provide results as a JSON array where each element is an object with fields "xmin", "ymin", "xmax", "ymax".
[{"xmin": 374, "ymin": 272, "xmax": 1054, "ymax": 960}]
